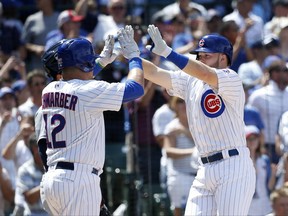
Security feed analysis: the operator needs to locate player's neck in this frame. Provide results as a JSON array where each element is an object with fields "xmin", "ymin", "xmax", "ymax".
[{"xmin": 62, "ymin": 70, "xmax": 93, "ymax": 81}]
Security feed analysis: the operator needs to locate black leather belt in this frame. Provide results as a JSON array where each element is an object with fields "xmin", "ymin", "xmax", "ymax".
[
  {"xmin": 201, "ymin": 149, "xmax": 239, "ymax": 164},
  {"xmin": 55, "ymin": 161, "xmax": 98, "ymax": 175}
]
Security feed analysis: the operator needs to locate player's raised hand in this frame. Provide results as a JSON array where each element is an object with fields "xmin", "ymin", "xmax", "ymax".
[
  {"xmin": 117, "ymin": 25, "xmax": 140, "ymax": 59},
  {"xmin": 96, "ymin": 35, "xmax": 118, "ymax": 67},
  {"xmin": 146, "ymin": 24, "xmax": 172, "ymax": 58}
]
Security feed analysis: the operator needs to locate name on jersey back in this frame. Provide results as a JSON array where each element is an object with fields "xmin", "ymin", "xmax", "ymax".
[{"xmin": 42, "ymin": 92, "xmax": 78, "ymax": 111}]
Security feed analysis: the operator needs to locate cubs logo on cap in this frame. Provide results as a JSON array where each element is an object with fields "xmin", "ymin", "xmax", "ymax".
[
  {"xmin": 199, "ymin": 39, "xmax": 205, "ymax": 47},
  {"xmin": 201, "ymin": 89, "xmax": 225, "ymax": 118}
]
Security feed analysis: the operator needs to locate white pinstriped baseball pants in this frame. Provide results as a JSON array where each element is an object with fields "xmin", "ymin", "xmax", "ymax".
[
  {"xmin": 184, "ymin": 147, "xmax": 256, "ymax": 216},
  {"xmin": 40, "ymin": 163, "xmax": 101, "ymax": 216}
]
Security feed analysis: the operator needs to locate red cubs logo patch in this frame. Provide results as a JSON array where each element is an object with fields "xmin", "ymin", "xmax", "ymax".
[
  {"xmin": 201, "ymin": 89, "xmax": 225, "ymax": 118},
  {"xmin": 198, "ymin": 39, "xmax": 205, "ymax": 47}
]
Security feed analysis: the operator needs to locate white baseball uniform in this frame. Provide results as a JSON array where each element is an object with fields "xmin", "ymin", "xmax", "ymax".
[
  {"xmin": 167, "ymin": 68, "xmax": 256, "ymax": 215},
  {"xmin": 39, "ymin": 79, "xmax": 124, "ymax": 215}
]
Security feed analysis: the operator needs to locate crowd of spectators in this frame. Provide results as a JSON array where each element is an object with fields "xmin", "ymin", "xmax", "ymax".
[{"xmin": 1, "ymin": 0, "xmax": 288, "ymax": 215}]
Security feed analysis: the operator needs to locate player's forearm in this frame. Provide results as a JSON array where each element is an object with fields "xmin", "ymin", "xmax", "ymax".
[
  {"xmin": 24, "ymin": 185, "xmax": 41, "ymax": 205},
  {"xmin": 2, "ymin": 131, "xmax": 22, "ymax": 160},
  {"xmin": 74, "ymin": 0, "xmax": 88, "ymax": 16},
  {"xmin": 142, "ymin": 58, "xmax": 172, "ymax": 89},
  {"xmin": 165, "ymin": 147, "xmax": 194, "ymax": 159},
  {"xmin": 0, "ymin": 176, "xmax": 14, "ymax": 203}
]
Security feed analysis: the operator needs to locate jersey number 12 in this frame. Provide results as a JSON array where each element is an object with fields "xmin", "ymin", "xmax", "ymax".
[{"xmin": 43, "ymin": 114, "xmax": 66, "ymax": 148}]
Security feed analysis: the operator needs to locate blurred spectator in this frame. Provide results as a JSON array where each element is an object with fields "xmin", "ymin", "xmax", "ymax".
[
  {"xmin": 263, "ymin": 34, "xmax": 281, "ymax": 57},
  {"xmin": 223, "ymin": 0, "xmax": 264, "ymax": 48},
  {"xmin": 252, "ymin": 0, "xmax": 272, "ymax": 24},
  {"xmin": 2, "ymin": 116, "xmax": 34, "ymax": 216},
  {"xmin": 245, "ymin": 125, "xmax": 274, "ymax": 216},
  {"xmin": 205, "ymin": 8, "xmax": 223, "ymax": 34},
  {"xmin": 185, "ymin": 7, "xmax": 209, "ymax": 42},
  {"xmin": 1, "ymin": 0, "xmax": 23, "ymax": 32},
  {"xmin": 264, "ymin": 0, "xmax": 288, "ymax": 37},
  {"xmin": 192, "ymin": 0, "xmax": 233, "ymax": 17},
  {"xmin": 11, "ymin": 80, "xmax": 30, "ymax": 106},
  {"xmin": 0, "ymin": 87, "xmax": 20, "ymax": 187},
  {"xmin": 168, "ymin": 13, "xmax": 194, "ymax": 54},
  {"xmin": 21, "ymin": 0, "xmax": 59, "ymax": 71},
  {"xmin": 73, "ymin": 0, "xmax": 99, "ymax": 34},
  {"xmin": 93, "ymin": 0, "xmax": 127, "ymax": 44},
  {"xmin": 0, "ymin": 1, "xmax": 26, "ymax": 60},
  {"xmin": 0, "ymin": 161, "xmax": 14, "ymax": 216},
  {"xmin": 15, "ymin": 132, "xmax": 47, "ymax": 215},
  {"xmin": 219, "ymin": 20, "xmax": 253, "ymax": 72},
  {"xmin": 128, "ymin": 80, "xmax": 166, "ymax": 185},
  {"xmin": 126, "ymin": 80, "xmax": 166, "ymax": 214},
  {"xmin": 0, "ymin": 55, "xmax": 27, "ymax": 84},
  {"xmin": 276, "ymin": 111, "xmax": 288, "ymax": 156},
  {"xmin": 18, "ymin": 69, "xmax": 47, "ymax": 117},
  {"xmin": 274, "ymin": 111, "xmax": 288, "ymax": 190},
  {"xmin": 163, "ymin": 97, "xmax": 198, "ymax": 216},
  {"xmin": 243, "ymin": 84, "xmax": 265, "ymax": 148},
  {"xmin": 238, "ymin": 40, "xmax": 267, "ymax": 89},
  {"xmin": 248, "ymin": 57, "xmax": 288, "ymax": 164},
  {"xmin": 267, "ymin": 186, "xmax": 288, "ymax": 216},
  {"xmin": 152, "ymin": 90, "xmax": 175, "ymax": 191},
  {"xmin": 278, "ymin": 25, "xmax": 288, "ymax": 62},
  {"xmin": 161, "ymin": 0, "xmax": 207, "ymax": 20},
  {"xmin": 45, "ymin": 9, "xmax": 87, "ymax": 50}
]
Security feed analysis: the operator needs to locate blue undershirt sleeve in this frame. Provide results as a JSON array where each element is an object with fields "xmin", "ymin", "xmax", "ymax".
[
  {"xmin": 122, "ymin": 79, "xmax": 144, "ymax": 103},
  {"xmin": 166, "ymin": 50, "xmax": 189, "ymax": 69}
]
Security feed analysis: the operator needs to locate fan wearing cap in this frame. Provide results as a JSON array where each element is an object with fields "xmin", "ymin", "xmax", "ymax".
[
  {"xmin": 45, "ymin": 9, "xmax": 87, "ymax": 51},
  {"xmin": 245, "ymin": 125, "xmax": 275, "ymax": 215},
  {"xmin": 11, "ymin": 80, "xmax": 30, "ymax": 106}
]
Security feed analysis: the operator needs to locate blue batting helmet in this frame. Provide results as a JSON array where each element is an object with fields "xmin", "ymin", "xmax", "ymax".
[
  {"xmin": 41, "ymin": 39, "xmax": 67, "ymax": 80},
  {"xmin": 193, "ymin": 34, "xmax": 233, "ymax": 65},
  {"xmin": 57, "ymin": 38, "xmax": 98, "ymax": 72}
]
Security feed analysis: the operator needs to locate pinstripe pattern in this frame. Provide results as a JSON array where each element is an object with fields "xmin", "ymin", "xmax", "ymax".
[
  {"xmin": 168, "ymin": 68, "xmax": 246, "ymax": 156},
  {"xmin": 40, "ymin": 79, "xmax": 125, "ymax": 215},
  {"xmin": 167, "ymin": 68, "xmax": 256, "ymax": 215},
  {"xmin": 185, "ymin": 148, "xmax": 255, "ymax": 216},
  {"xmin": 42, "ymin": 79, "xmax": 124, "ymax": 169}
]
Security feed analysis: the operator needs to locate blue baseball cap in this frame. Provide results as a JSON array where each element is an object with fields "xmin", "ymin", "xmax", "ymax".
[
  {"xmin": 0, "ymin": 87, "xmax": 15, "ymax": 99},
  {"xmin": 11, "ymin": 80, "xmax": 27, "ymax": 92},
  {"xmin": 262, "ymin": 55, "xmax": 282, "ymax": 70}
]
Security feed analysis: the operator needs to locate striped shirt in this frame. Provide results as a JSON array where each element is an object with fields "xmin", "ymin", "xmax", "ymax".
[
  {"xmin": 167, "ymin": 68, "xmax": 246, "ymax": 156},
  {"xmin": 248, "ymin": 81, "xmax": 288, "ymax": 144},
  {"xmin": 42, "ymin": 79, "xmax": 125, "ymax": 171}
]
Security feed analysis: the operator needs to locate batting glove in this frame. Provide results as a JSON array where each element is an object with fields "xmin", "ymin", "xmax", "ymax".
[
  {"xmin": 117, "ymin": 25, "xmax": 140, "ymax": 59},
  {"xmin": 146, "ymin": 24, "xmax": 172, "ymax": 58},
  {"xmin": 96, "ymin": 35, "xmax": 118, "ymax": 68}
]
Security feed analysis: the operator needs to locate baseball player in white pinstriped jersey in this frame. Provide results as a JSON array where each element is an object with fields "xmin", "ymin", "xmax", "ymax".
[
  {"xmin": 130, "ymin": 25, "xmax": 256, "ymax": 216},
  {"xmin": 39, "ymin": 26, "xmax": 144, "ymax": 216}
]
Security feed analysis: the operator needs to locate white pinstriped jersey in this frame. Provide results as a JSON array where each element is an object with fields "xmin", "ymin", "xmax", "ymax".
[
  {"xmin": 35, "ymin": 107, "xmax": 45, "ymax": 142},
  {"xmin": 41, "ymin": 79, "xmax": 125, "ymax": 172},
  {"xmin": 167, "ymin": 68, "xmax": 246, "ymax": 156}
]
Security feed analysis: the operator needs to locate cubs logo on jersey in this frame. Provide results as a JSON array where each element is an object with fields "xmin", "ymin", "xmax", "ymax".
[{"xmin": 201, "ymin": 89, "xmax": 225, "ymax": 118}]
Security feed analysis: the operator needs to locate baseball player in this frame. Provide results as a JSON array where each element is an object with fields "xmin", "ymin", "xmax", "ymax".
[
  {"xmin": 39, "ymin": 25, "xmax": 144, "ymax": 215},
  {"xmin": 129, "ymin": 25, "xmax": 256, "ymax": 215},
  {"xmin": 36, "ymin": 37, "xmax": 115, "ymax": 215}
]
